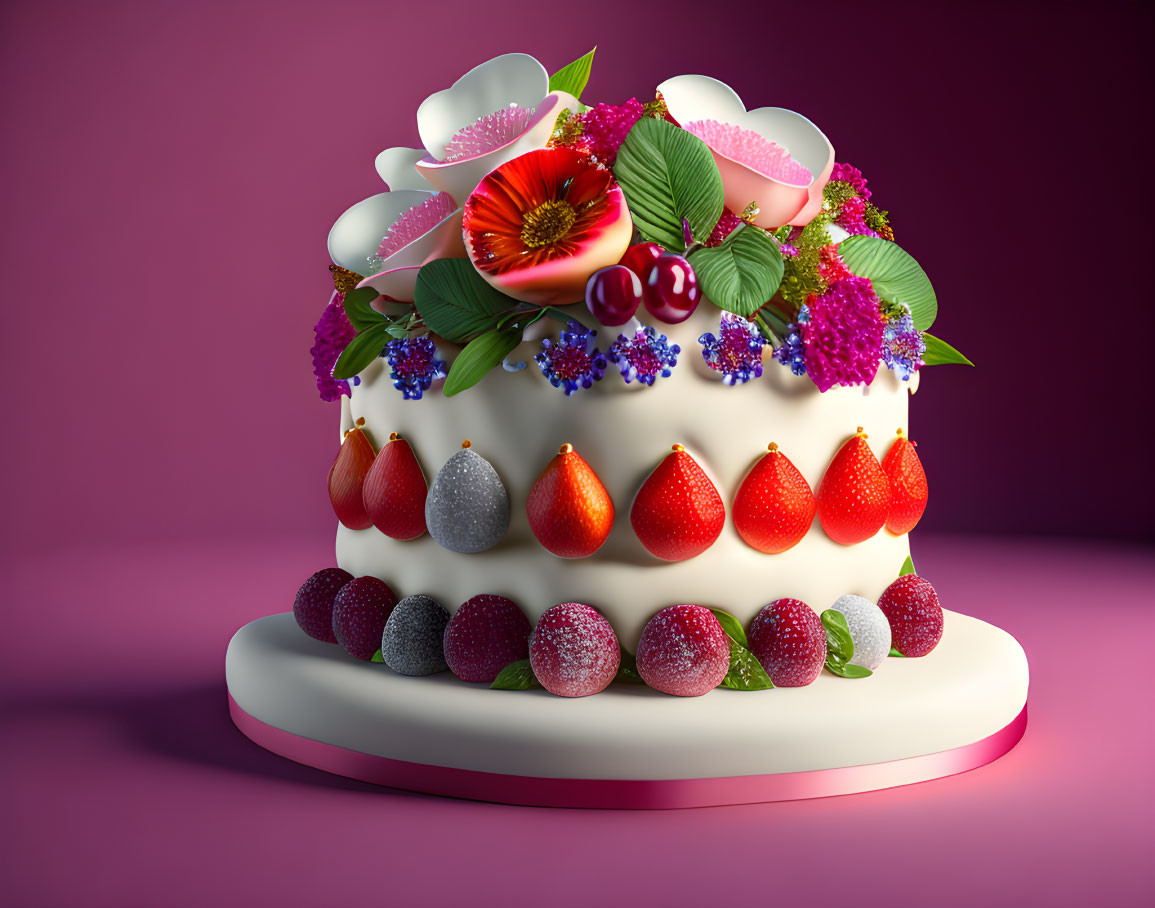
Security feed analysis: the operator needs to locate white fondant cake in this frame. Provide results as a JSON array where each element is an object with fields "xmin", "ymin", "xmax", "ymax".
[{"xmin": 337, "ymin": 305, "xmax": 915, "ymax": 649}]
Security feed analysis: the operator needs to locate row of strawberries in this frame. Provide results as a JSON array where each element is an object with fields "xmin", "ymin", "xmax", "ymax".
[
  {"xmin": 293, "ymin": 565, "xmax": 944, "ymax": 697},
  {"xmin": 329, "ymin": 422, "xmax": 928, "ymax": 562}
]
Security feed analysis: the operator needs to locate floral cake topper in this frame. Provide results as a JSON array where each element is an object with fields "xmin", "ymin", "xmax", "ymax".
[{"xmin": 311, "ymin": 49, "xmax": 972, "ymax": 402}]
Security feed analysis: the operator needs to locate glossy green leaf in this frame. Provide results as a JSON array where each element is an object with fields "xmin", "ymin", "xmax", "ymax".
[
  {"xmin": 616, "ymin": 647, "xmax": 644, "ymax": 684},
  {"xmin": 889, "ymin": 647, "xmax": 908, "ymax": 658},
  {"xmin": 708, "ymin": 608, "xmax": 749, "ymax": 648},
  {"xmin": 720, "ymin": 638, "xmax": 775, "ymax": 690},
  {"xmin": 689, "ymin": 225, "xmax": 784, "ymax": 316},
  {"xmin": 548, "ymin": 48, "xmax": 595, "ymax": 99},
  {"xmin": 490, "ymin": 659, "xmax": 540, "ymax": 690},
  {"xmin": 442, "ymin": 327, "xmax": 522, "ymax": 397},
  {"xmin": 826, "ymin": 661, "xmax": 872, "ymax": 679},
  {"xmin": 820, "ymin": 609, "xmax": 855, "ymax": 665},
  {"xmin": 342, "ymin": 287, "xmax": 387, "ymax": 332},
  {"xmin": 921, "ymin": 333, "xmax": 974, "ymax": 367},
  {"xmin": 900, "ymin": 555, "xmax": 916, "ymax": 576},
  {"xmin": 414, "ymin": 259, "xmax": 518, "ymax": 343},
  {"xmin": 331, "ymin": 322, "xmax": 389, "ymax": 380},
  {"xmin": 838, "ymin": 235, "xmax": 937, "ymax": 331},
  {"xmin": 613, "ymin": 117, "xmax": 724, "ymax": 251},
  {"xmin": 370, "ymin": 648, "xmax": 384, "ymax": 663}
]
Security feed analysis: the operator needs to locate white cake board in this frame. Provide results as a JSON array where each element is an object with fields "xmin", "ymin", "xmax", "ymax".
[{"xmin": 225, "ymin": 611, "xmax": 1028, "ymax": 809}]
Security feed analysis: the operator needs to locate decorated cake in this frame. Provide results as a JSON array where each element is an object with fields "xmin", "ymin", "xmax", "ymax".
[{"xmin": 226, "ymin": 50, "xmax": 1027, "ymax": 807}]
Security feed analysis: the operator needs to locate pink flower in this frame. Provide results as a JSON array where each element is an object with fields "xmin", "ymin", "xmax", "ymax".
[
  {"xmin": 310, "ymin": 291, "xmax": 356, "ymax": 402},
  {"xmin": 800, "ymin": 277, "xmax": 883, "ymax": 391}
]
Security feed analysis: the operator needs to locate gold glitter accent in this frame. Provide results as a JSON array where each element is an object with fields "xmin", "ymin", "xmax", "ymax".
[
  {"xmin": 559, "ymin": 443, "xmax": 574, "ymax": 455},
  {"xmin": 462, "ymin": 439, "xmax": 472, "ymax": 449},
  {"xmin": 643, "ymin": 92, "xmax": 668, "ymax": 119},
  {"xmin": 672, "ymin": 443, "xmax": 685, "ymax": 453},
  {"xmin": 330, "ymin": 264, "xmax": 365, "ymax": 294},
  {"xmin": 355, "ymin": 417, "xmax": 366, "ymax": 427},
  {"xmin": 768, "ymin": 442, "xmax": 779, "ymax": 453},
  {"xmin": 856, "ymin": 426, "xmax": 867, "ymax": 438},
  {"xmin": 549, "ymin": 109, "xmax": 585, "ymax": 147},
  {"xmin": 740, "ymin": 201, "xmax": 761, "ymax": 223},
  {"xmin": 520, "ymin": 200, "xmax": 577, "ymax": 249},
  {"xmin": 389, "ymin": 431, "xmax": 400, "ymax": 441}
]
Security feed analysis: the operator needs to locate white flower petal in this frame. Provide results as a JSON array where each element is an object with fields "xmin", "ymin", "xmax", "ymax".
[
  {"xmin": 326, "ymin": 190, "xmax": 437, "ymax": 273},
  {"xmin": 357, "ymin": 266, "xmax": 421, "ymax": 302},
  {"xmin": 373, "ymin": 207, "xmax": 465, "ymax": 271},
  {"xmin": 657, "ymin": 74, "xmax": 747, "ymax": 126},
  {"xmin": 374, "ymin": 147, "xmax": 431, "ymax": 191},
  {"xmin": 415, "ymin": 92, "xmax": 577, "ymax": 202},
  {"xmin": 416, "ymin": 53, "xmax": 548, "ymax": 162}
]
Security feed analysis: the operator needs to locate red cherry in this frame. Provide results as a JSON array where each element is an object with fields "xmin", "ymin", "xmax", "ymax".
[
  {"xmin": 619, "ymin": 242, "xmax": 664, "ymax": 280},
  {"xmin": 643, "ymin": 254, "xmax": 701, "ymax": 324},
  {"xmin": 585, "ymin": 264, "xmax": 643, "ymax": 327}
]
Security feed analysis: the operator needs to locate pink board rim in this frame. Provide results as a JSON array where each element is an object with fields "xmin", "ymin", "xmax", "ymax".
[{"xmin": 227, "ymin": 694, "xmax": 1028, "ymax": 809}]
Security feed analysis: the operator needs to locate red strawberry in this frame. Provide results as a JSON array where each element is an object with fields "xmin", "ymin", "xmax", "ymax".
[
  {"xmin": 636, "ymin": 604, "xmax": 730, "ymax": 697},
  {"xmin": 878, "ymin": 574, "xmax": 943, "ymax": 656},
  {"xmin": 331, "ymin": 576, "xmax": 397, "ymax": 660},
  {"xmin": 733, "ymin": 443, "xmax": 816, "ymax": 554},
  {"xmin": 328, "ymin": 418, "xmax": 375, "ymax": 530},
  {"xmin": 443, "ymin": 595, "xmax": 531, "ymax": 684},
  {"xmin": 529, "ymin": 602, "xmax": 620, "ymax": 697},
  {"xmin": 883, "ymin": 428, "xmax": 928, "ymax": 535},
  {"xmin": 630, "ymin": 444, "xmax": 725, "ymax": 561},
  {"xmin": 816, "ymin": 428, "xmax": 889, "ymax": 545},
  {"xmin": 748, "ymin": 598, "xmax": 826, "ymax": 687},
  {"xmin": 363, "ymin": 432, "xmax": 428, "ymax": 540},
  {"xmin": 527, "ymin": 444, "xmax": 615, "ymax": 558}
]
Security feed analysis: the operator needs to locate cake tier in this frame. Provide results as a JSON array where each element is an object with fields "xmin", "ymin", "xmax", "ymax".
[
  {"xmin": 337, "ymin": 306, "xmax": 916, "ymax": 649},
  {"xmin": 226, "ymin": 611, "xmax": 1028, "ymax": 807}
]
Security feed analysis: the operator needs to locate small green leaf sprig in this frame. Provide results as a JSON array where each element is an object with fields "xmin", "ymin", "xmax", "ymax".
[
  {"xmin": 820, "ymin": 609, "xmax": 872, "ymax": 679},
  {"xmin": 710, "ymin": 608, "xmax": 774, "ymax": 691}
]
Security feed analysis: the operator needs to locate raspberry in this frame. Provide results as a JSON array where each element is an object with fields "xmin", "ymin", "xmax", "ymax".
[
  {"xmin": 529, "ymin": 603, "xmax": 620, "ymax": 697},
  {"xmin": 292, "ymin": 568, "xmax": 353, "ymax": 643},
  {"xmin": 636, "ymin": 604, "xmax": 729, "ymax": 697},
  {"xmin": 443, "ymin": 595, "xmax": 530, "ymax": 683},
  {"xmin": 331, "ymin": 576, "xmax": 398, "ymax": 661},
  {"xmin": 748, "ymin": 598, "xmax": 826, "ymax": 687},
  {"xmin": 381, "ymin": 595, "xmax": 450, "ymax": 676},
  {"xmin": 878, "ymin": 574, "xmax": 944, "ymax": 657}
]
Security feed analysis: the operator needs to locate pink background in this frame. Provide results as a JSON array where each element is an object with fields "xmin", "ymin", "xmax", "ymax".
[{"xmin": 2, "ymin": 1, "xmax": 1152, "ymax": 905}]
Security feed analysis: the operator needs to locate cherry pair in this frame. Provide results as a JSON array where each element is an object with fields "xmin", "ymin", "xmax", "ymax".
[{"xmin": 585, "ymin": 243, "xmax": 701, "ymax": 327}]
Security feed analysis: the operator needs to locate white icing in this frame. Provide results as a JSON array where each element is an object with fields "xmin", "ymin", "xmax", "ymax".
[
  {"xmin": 337, "ymin": 304, "xmax": 918, "ymax": 650},
  {"xmin": 226, "ymin": 611, "xmax": 1029, "ymax": 779}
]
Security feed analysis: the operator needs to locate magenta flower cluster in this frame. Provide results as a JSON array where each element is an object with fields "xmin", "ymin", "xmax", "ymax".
[
  {"xmin": 830, "ymin": 161, "xmax": 871, "ymax": 199},
  {"xmin": 310, "ymin": 291, "xmax": 356, "ymax": 402},
  {"xmin": 575, "ymin": 98, "xmax": 645, "ymax": 166},
  {"xmin": 799, "ymin": 276, "xmax": 884, "ymax": 392}
]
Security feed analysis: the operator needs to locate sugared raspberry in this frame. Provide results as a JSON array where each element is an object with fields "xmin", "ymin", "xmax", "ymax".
[
  {"xmin": 381, "ymin": 595, "xmax": 450, "ymax": 676},
  {"xmin": 636, "ymin": 604, "xmax": 729, "ymax": 697},
  {"xmin": 292, "ymin": 567, "xmax": 353, "ymax": 643},
  {"xmin": 878, "ymin": 574, "xmax": 944, "ymax": 657},
  {"xmin": 529, "ymin": 602, "xmax": 620, "ymax": 697},
  {"xmin": 331, "ymin": 576, "xmax": 397, "ymax": 661},
  {"xmin": 827, "ymin": 594, "xmax": 891, "ymax": 670},
  {"xmin": 748, "ymin": 598, "xmax": 826, "ymax": 687},
  {"xmin": 443, "ymin": 595, "xmax": 530, "ymax": 683}
]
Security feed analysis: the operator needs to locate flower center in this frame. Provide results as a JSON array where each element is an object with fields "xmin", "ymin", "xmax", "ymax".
[{"xmin": 520, "ymin": 200, "xmax": 577, "ymax": 249}]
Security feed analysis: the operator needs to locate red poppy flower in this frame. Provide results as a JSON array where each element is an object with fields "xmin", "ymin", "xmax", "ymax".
[{"xmin": 462, "ymin": 147, "xmax": 633, "ymax": 305}]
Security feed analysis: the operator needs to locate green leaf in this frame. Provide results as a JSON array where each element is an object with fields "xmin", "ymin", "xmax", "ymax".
[
  {"xmin": 331, "ymin": 322, "xmax": 389, "ymax": 379},
  {"xmin": 342, "ymin": 287, "xmax": 387, "ymax": 332},
  {"xmin": 921, "ymin": 333, "xmax": 974, "ymax": 367},
  {"xmin": 443, "ymin": 327, "xmax": 522, "ymax": 397},
  {"xmin": 370, "ymin": 648, "xmax": 384, "ymax": 663},
  {"xmin": 612, "ymin": 117, "xmax": 724, "ymax": 252},
  {"xmin": 900, "ymin": 555, "xmax": 916, "ymax": 576},
  {"xmin": 385, "ymin": 324, "xmax": 408, "ymax": 339},
  {"xmin": 820, "ymin": 609, "xmax": 855, "ymax": 665},
  {"xmin": 889, "ymin": 647, "xmax": 907, "ymax": 658},
  {"xmin": 837, "ymin": 235, "xmax": 937, "ymax": 331},
  {"xmin": 414, "ymin": 259, "xmax": 519, "ymax": 344},
  {"xmin": 490, "ymin": 659, "xmax": 540, "ymax": 690},
  {"xmin": 826, "ymin": 661, "xmax": 872, "ymax": 679},
  {"xmin": 616, "ymin": 647, "xmax": 644, "ymax": 684},
  {"xmin": 548, "ymin": 48, "xmax": 595, "ymax": 100},
  {"xmin": 688, "ymin": 225, "xmax": 784, "ymax": 316},
  {"xmin": 708, "ymin": 608, "xmax": 749, "ymax": 648},
  {"xmin": 720, "ymin": 638, "xmax": 775, "ymax": 691}
]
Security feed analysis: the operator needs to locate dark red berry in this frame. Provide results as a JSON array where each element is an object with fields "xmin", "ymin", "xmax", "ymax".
[
  {"xmin": 619, "ymin": 242, "xmax": 664, "ymax": 281},
  {"xmin": 529, "ymin": 602, "xmax": 620, "ymax": 697},
  {"xmin": 877, "ymin": 574, "xmax": 944, "ymax": 657},
  {"xmin": 636, "ymin": 604, "xmax": 729, "ymax": 697},
  {"xmin": 585, "ymin": 264, "xmax": 643, "ymax": 327},
  {"xmin": 293, "ymin": 567, "xmax": 354, "ymax": 643},
  {"xmin": 331, "ymin": 576, "xmax": 398, "ymax": 660},
  {"xmin": 443, "ymin": 595, "xmax": 531, "ymax": 683},
  {"xmin": 643, "ymin": 253, "xmax": 701, "ymax": 324},
  {"xmin": 748, "ymin": 598, "xmax": 826, "ymax": 687}
]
